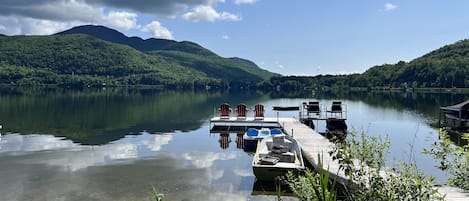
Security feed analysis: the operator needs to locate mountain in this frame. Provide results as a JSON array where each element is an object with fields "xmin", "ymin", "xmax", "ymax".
[
  {"xmin": 0, "ymin": 34, "xmax": 212, "ymax": 88},
  {"xmin": 0, "ymin": 25, "xmax": 277, "ymax": 88},
  {"xmin": 56, "ymin": 25, "xmax": 276, "ymax": 82},
  {"xmin": 56, "ymin": 25, "xmax": 180, "ymax": 52}
]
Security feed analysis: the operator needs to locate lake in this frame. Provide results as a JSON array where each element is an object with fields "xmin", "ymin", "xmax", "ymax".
[{"xmin": 0, "ymin": 88, "xmax": 467, "ymax": 201}]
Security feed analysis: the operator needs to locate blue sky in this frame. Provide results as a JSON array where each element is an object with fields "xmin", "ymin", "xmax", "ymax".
[{"xmin": 1, "ymin": 0, "xmax": 469, "ymax": 75}]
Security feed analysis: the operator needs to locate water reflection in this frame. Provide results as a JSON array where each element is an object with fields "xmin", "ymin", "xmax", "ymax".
[
  {"xmin": 1, "ymin": 87, "xmax": 468, "ymax": 200},
  {"xmin": 0, "ymin": 128, "xmax": 263, "ymax": 201},
  {"xmin": 183, "ymin": 151, "xmax": 237, "ymax": 169},
  {"xmin": 0, "ymin": 133, "xmax": 78, "ymax": 153},
  {"xmin": 0, "ymin": 88, "xmax": 269, "ymax": 145},
  {"xmin": 236, "ymin": 133, "xmax": 244, "ymax": 149},
  {"xmin": 0, "ymin": 132, "xmax": 173, "ymax": 171},
  {"xmin": 218, "ymin": 132, "xmax": 231, "ymax": 149}
]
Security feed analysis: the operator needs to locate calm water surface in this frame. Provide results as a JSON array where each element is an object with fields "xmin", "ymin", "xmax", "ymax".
[{"xmin": 0, "ymin": 88, "xmax": 467, "ymax": 201}]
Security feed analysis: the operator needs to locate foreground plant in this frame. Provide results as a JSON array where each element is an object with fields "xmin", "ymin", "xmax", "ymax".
[
  {"xmin": 286, "ymin": 155, "xmax": 338, "ymax": 201},
  {"xmin": 152, "ymin": 186, "xmax": 164, "ymax": 201},
  {"xmin": 424, "ymin": 131, "xmax": 469, "ymax": 190},
  {"xmin": 330, "ymin": 131, "xmax": 442, "ymax": 201}
]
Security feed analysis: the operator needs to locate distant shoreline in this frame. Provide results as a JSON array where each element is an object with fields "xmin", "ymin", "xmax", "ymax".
[{"xmin": 358, "ymin": 87, "xmax": 469, "ymax": 93}]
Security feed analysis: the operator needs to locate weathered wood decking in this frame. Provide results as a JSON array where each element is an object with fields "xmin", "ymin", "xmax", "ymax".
[
  {"xmin": 209, "ymin": 117, "xmax": 469, "ymax": 200},
  {"xmin": 277, "ymin": 117, "xmax": 348, "ymax": 183}
]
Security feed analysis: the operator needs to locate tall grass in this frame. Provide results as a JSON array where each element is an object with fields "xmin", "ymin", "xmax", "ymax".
[{"xmin": 286, "ymin": 154, "xmax": 338, "ymax": 201}]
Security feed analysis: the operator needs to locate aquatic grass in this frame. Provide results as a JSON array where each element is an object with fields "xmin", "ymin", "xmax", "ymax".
[
  {"xmin": 313, "ymin": 154, "xmax": 338, "ymax": 201},
  {"xmin": 152, "ymin": 186, "xmax": 164, "ymax": 201},
  {"xmin": 275, "ymin": 177, "xmax": 283, "ymax": 201}
]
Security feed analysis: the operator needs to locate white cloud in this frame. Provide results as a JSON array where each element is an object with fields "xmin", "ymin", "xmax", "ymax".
[
  {"xmin": 220, "ymin": 12, "xmax": 241, "ymax": 21},
  {"xmin": 104, "ymin": 11, "xmax": 139, "ymax": 30},
  {"xmin": 0, "ymin": 0, "xmax": 249, "ymax": 36},
  {"xmin": 0, "ymin": 16, "xmax": 78, "ymax": 35},
  {"xmin": 183, "ymin": 5, "xmax": 241, "ymax": 22},
  {"xmin": 234, "ymin": 0, "xmax": 257, "ymax": 5},
  {"xmin": 384, "ymin": 3, "xmax": 398, "ymax": 11},
  {"xmin": 222, "ymin": 34, "xmax": 230, "ymax": 39},
  {"xmin": 0, "ymin": 0, "xmax": 102, "ymax": 22},
  {"xmin": 86, "ymin": 0, "xmax": 226, "ymax": 18},
  {"xmin": 141, "ymin": 21, "xmax": 174, "ymax": 39}
]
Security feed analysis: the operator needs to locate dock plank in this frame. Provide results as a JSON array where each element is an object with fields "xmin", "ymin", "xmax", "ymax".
[
  {"xmin": 438, "ymin": 186, "xmax": 469, "ymax": 201},
  {"xmin": 278, "ymin": 117, "xmax": 349, "ymax": 184}
]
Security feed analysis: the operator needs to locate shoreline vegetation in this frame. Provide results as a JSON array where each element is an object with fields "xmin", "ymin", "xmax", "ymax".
[{"xmin": 2, "ymin": 80, "xmax": 469, "ymax": 94}]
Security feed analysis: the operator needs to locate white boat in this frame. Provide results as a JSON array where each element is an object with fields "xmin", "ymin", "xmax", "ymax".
[
  {"xmin": 252, "ymin": 134, "xmax": 305, "ymax": 181},
  {"xmin": 243, "ymin": 128, "xmax": 283, "ymax": 151}
]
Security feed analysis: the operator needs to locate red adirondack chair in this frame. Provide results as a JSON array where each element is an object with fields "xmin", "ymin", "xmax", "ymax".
[
  {"xmin": 219, "ymin": 103, "xmax": 232, "ymax": 119},
  {"xmin": 236, "ymin": 103, "xmax": 248, "ymax": 120},
  {"xmin": 254, "ymin": 104, "xmax": 265, "ymax": 120}
]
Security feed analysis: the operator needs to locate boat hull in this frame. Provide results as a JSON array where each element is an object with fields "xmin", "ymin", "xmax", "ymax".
[
  {"xmin": 253, "ymin": 164, "xmax": 303, "ymax": 181},
  {"xmin": 273, "ymin": 106, "xmax": 300, "ymax": 111},
  {"xmin": 252, "ymin": 135, "xmax": 305, "ymax": 181}
]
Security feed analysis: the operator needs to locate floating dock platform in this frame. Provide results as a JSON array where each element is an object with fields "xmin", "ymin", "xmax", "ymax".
[{"xmin": 210, "ymin": 117, "xmax": 282, "ymax": 133}]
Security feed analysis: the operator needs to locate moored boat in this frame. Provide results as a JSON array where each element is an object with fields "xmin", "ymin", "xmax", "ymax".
[
  {"xmin": 243, "ymin": 128, "xmax": 283, "ymax": 151},
  {"xmin": 273, "ymin": 106, "xmax": 300, "ymax": 111},
  {"xmin": 252, "ymin": 134, "xmax": 305, "ymax": 181}
]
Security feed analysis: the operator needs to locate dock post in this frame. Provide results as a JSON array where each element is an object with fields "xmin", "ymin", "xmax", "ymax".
[{"xmin": 291, "ymin": 128, "xmax": 294, "ymax": 137}]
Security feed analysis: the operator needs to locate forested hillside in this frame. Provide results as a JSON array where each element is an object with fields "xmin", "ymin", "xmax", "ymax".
[
  {"xmin": 263, "ymin": 39, "xmax": 469, "ymax": 90},
  {"xmin": 0, "ymin": 25, "xmax": 277, "ymax": 89},
  {"xmin": 0, "ymin": 34, "xmax": 216, "ymax": 88},
  {"xmin": 57, "ymin": 25, "xmax": 275, "ymax": 86},
  {"xmin": 356, "ymin": 40, "xmax": 469, "ymax": 88}
]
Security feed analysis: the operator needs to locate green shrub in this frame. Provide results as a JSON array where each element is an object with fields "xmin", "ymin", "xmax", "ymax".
[
  {"xmin": 424, "ymin": 131, "xmax": 469, "ymax": 190},
  {"xmin": 330, "ymin": 131, "xmax": 442, "ymax": 201},
  {"xmin": 286, "ymin": 155, "xmax": 338, "ymax": 201}
]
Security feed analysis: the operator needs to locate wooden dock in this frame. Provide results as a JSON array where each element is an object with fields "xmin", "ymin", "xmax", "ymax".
[
  {"xmin": 437, "ymin": 186, "xmax": 469, "ymax": 201},
  {"xmin": 277, "ymin": 117, "xmax": 349, "ymax": 183},
  {"xmin": 209, "ymin": 117, "xmax": 469, "ymax": 200},
  {"xmin": 210, "ymin": 117, "xmax": 282, "ymax": 132}
]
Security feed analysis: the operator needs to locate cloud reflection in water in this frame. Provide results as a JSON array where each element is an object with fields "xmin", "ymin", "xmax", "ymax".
[
  {"xmin": 183, "ymin": 151, "xmax": 237, "ymax": 168},
  {"xmin": 0, "ymin": 134, "xmax": 79, "ymax": 153},
  {"xmin": 0, "ymin": 132, "xmax": 173, "ymax": 171},
  {"xmin": 0, "ymin": 131, "xmax": 259, "ymax": 200}
]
